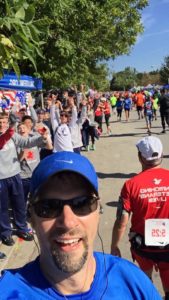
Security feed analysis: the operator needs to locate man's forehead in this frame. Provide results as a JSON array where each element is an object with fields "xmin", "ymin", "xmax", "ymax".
[
  {"xmin": 45, "ymin": 172, "xmax": 86, "ymax": 184},
  {"xmin": 38, "ymin": 172, "xmax": 92, "ymax": 195},
  {"xmin": 0, "ymin": 117, "xmax": 8, "ymax": 121}
]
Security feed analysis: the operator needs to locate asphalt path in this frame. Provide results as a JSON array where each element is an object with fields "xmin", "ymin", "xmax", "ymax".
[{"xmin": 1, "ymin": 108, "xmax": 169, "ymax": 297}]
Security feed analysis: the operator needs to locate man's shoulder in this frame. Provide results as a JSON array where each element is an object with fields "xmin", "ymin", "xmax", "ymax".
[
  {"xmin": 0, "ymin": 270, "xmax": 51, "ymax": 299},
  {"xmin": 1, "ymin": 258, "xmax": 38, "ymax": 280},
  {"xmin": 95, "ymin": 251, "xmax": 145, "ymax": 275},
  {"xmin": 123, "ymin": 167, "xmax": 169, "ymax": 189},
  {"xmin": 95, "ymin": 252, "xmax": 160, "ymax": 286},
  {"xmin": 0, "ymin": 259, "xmax": 52, "ymax": 300},
  {"xmin": 94, "ymin": 252, "xmax": 160, "ymax": 296}
]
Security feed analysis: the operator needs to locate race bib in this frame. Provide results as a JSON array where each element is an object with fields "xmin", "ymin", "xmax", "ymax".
[{"xmin": 145, "ymin": 219, "xmax": 169, "ymax": 246}]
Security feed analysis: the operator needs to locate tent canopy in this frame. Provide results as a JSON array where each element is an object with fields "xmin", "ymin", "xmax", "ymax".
[
  {"xmin": 0, "ymin": 72, "xmax": 42, "ymax": 91},
  {"xmin": 163, "ymin": 84, "xmax": 169, "ymax": 89}
]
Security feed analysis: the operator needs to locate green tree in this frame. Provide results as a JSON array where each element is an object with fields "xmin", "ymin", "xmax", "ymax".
[
  {"xmin": 20, "ymin": 0, "xmax": 148, "ymax": 88},
  {"xmin": 111, "ymin": 68, "xmax": 162, "ymax": 90},
  {"xmin": 0, "ymin": 0, "xmax": 50, "ymax": 76},
  {"xmin": 110, "ymin": 67, "xmax": 137, "ymax": 90},
  {"xmin": 160, "ymin": 56, "xmax": 169, "ymax": 85}
]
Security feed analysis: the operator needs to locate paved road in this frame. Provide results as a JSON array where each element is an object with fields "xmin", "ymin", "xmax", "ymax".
[{"xmin": 1, "ymin": 109, "xmax": 169, "ymax": 297}]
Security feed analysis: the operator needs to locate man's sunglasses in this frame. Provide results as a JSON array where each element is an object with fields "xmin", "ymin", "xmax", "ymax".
[
  {"xmin": 33, "ymin": 195, "xmax": 99, "ymax": 218},
  {"xmin": 60, "ymin": 113, "xmax": 68, "ymax": 117}
]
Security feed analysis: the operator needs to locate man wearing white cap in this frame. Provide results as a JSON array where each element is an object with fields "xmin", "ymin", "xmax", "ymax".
[{"xmin": 111, "ymin": 136, "xmax": 169, "ymax": 300}]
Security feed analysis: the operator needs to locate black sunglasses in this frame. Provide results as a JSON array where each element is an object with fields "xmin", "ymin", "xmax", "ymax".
[
  {"xmin": 33, "ymin": 195, "xmax": 99, "ymax": 218},
  {"xmin": 60, "ymin": 113, "xmax": 68, "ymax": 117}
]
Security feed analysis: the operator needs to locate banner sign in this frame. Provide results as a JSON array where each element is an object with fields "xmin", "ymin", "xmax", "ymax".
[{"xmin": 0, "ymin": 72, "xmax": 42, "ymax": 91}]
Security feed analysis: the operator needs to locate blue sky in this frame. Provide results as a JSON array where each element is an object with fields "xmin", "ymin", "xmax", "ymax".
[{"xmin": 109, "ymin": 0, "xmax": 169, "ymax": 73}]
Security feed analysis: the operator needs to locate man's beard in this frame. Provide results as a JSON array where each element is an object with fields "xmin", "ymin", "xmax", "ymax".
[{"xmin": 51, "ymin": 237, "xmax": 88, "ymax": 274}]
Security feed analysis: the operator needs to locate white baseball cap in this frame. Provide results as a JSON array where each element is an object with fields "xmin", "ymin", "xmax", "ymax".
[{"xmin": 136, "ymin": 136, "xmax": 163, "ymax": 161}]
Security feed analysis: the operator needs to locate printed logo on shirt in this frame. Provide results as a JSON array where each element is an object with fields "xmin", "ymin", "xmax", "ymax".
[
  {"xmin": 26, "ymin": 151, "xmax": 34, "ymax": 160},
  {"xmin": 139, "ymin": 186, "xmax": 169, "ymax": 208},
  {"xmin": 153, "ymin": 178, "xmax": 162, "ymax": 185}
]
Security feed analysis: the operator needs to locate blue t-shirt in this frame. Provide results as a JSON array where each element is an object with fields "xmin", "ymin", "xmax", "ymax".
[
  {"xmin": 124, "ymin": 98, "xmax": 132, "ymax": 110},
  {"xmin": 0, "ymin": 252, "xmax": 161, "ymax": 299},
  {"xmin": 116, "ymin": 99, "xmax": 123, "ymax": 109}
]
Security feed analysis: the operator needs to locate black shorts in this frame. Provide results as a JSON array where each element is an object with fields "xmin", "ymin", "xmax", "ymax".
[{"xmin": 137, "ymin": 106, "xmax": 143, "ymax": 111}]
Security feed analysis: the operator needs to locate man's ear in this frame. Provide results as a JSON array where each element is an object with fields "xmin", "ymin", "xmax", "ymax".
[
  {"xmin": 27, "ymin": 204, "xmax": 35, "ymax": 229},
  {"xmin": 138, "ymin": 151, "xmax": 142, "ymax": 163}
]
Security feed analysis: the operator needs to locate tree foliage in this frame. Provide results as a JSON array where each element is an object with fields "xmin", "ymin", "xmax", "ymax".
[
  {"xmin": 110, "ymin": 67, "xmax": 161, "ymax": 90},
  {"xmin": 19, "ymin": 0, "xmax": 148, "ymax": 88},
  {"xmin": 0, "ymin": 0, "xmax": 50, "ymax": 77},
  {"xmin": 110, "ymin": 67, "xmax": 137, "ymax": 90},
  {"xmin": 159, "ymin": 56, "xmax": 169, "ymax": 84}
]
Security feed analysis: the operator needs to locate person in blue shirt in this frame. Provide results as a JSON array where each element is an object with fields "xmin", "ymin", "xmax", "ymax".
[
  {"xmin": 116, "ymin": 94, "xmax": 124, "ymax": 121},
  {"xmin": 124, "ymin": 95, "xmax": 132, "ymax": 122},
  {"xmin": 0, "ymin": 152, "xmax": 161, "ymax": 299},
  {"xmin": 144, "ymin": 95, "xmax": 153, "ymax": 134}
]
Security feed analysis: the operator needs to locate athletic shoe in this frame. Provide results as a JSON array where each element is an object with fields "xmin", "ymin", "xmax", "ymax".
[
  {"xmin": 90, "ymin": 144, "xmax": 95, "ymax": 151},
  {"xmin": 161, "ymin": 130, "xmax": 166, "ymax": 133},
  {"xmin": 17, "ymin": 231, "xmax": 34, "ymax": 241},
  {"xmin": 1, "ymin": 236, "xmax": 15, "ymax": 246},
  {"xmin": 0, "ymin": 252, "xmax": 6, "ymax": 260},
  {"xmin": 85, "ymin": 145, "xmax": 90, "ymax": 152}
]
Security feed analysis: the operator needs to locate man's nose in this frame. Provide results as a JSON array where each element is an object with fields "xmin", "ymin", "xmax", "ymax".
[{"xmin": 58, "ymin": 205, "xmax": 79, "ymax": 229}]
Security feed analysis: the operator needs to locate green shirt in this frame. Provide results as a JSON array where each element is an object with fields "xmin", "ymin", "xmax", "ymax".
[{"xmin": 110, "ymin": 96, "xmax": 117, "ymax": 106}]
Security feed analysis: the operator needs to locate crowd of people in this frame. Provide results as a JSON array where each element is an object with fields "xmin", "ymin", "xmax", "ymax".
[{"xmin": 0, "ymin": 86, "xmax": 169, "ymax": 299}]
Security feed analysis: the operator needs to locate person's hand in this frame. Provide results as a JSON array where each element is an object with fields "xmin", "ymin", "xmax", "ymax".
[
  {"xmin": 81, "ymin": 99, "xmax": 87, "ymax": 106},
  {"xmin": 68, "ymin": 98, "xmax": 75, "ymax": 107},
  {"xmin": 37, "ymin": 127, "xmax": 52, "ymax": 149},
  {"xmin": 8, "ymin": 113, "xmax": 18, "ymax": 128},
  {"xmin": 55, "ymin": 100, "xmax": 62, "ymax": 108},
  {"xmin": 37, "ymin": 127, "xmax": 47, "ymax": 135},
  {"xmin": 111, "ymin": 246, "xmax": 121, "ymax": 257},
  {"xmin": 51, "ymin": 95, "xmax": 58, "ymax": 105},
  {"xmin": 38, "ymin": 127, "xmax": 50, "ymax": 143}
]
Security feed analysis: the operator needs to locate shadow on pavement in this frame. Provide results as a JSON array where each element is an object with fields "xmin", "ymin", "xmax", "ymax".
[
  {"xmin": 135, "ymin": 126, "xmax": 161, "ymax": 129},
  {"xmin": 100, "ymin": 133, "xmax": 144, "ymax": 138},
  {"xmin": 106, "ymin": 201, "xmax": 118, "ymax": 207},
  {"xmin": 109, "ymin": 119, "xmax": 140, "ymax": 124},
  {"xmin": 97, "ymin": 172, "xmax": 136, "ymax": 179}
]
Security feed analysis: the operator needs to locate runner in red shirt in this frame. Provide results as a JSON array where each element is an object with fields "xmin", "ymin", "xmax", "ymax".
[
  {"xmin": 94, "ymin": 100, "xmax": 104, "ymax": 134},
  {"xmin": 111, "ymin": 136, "xmax": 169, "ymax": 300},
  {"xmin": 102, "ymin": 97, "xmax": 112, "ymax": 135}
]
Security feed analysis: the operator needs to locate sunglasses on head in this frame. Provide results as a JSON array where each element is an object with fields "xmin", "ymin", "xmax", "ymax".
[{"xmin": 33, "ymin": 195, "xmax": 99, "ymax": 218}]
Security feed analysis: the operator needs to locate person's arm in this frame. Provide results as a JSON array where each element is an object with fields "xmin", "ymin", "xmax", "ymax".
[
  {"xmin": 42, "ymin": 132, "xmax": 53, "ymax": 150},
  {"xmin": 78, "ymin": 100, "xmax": 87, "ymax": 125},
  {"xmin": 55, "ymin": 100, "xmax": 63, "ymax": 111},
  {"xmin": 0, "ymin": 127, "xmax": 15, "ymax": 149},
  {"xmin": 27, "ymin": 93, "xmax": 38, "ymax": 122},
  {"xmin": 12, "ymin": 132, "xmax": 48, "ymax": 149},
  {"xmin": 110, "ymin": 187, "xmax": 131, "ymax": 257},
  {"xmin": 50, "ymin": 99, "xmax": 59, "ymax": 132},
  {"xmin": 110, "ymin": 213, "xmax": 129, "ymax": 257},
  {"xmin": 17, "ymin": 149, "xmax": 26, "ymax": 161},
  {"xmin": 69, "ymin": 104, "xmax": 78, "ymax": 127},
  {"xmin": 29, "ymin": 106, "xmax": 38, "ymax": 123},
  {"xmin": 130, "ymin": 98, "xmax": 132, "ymax": 109}
]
